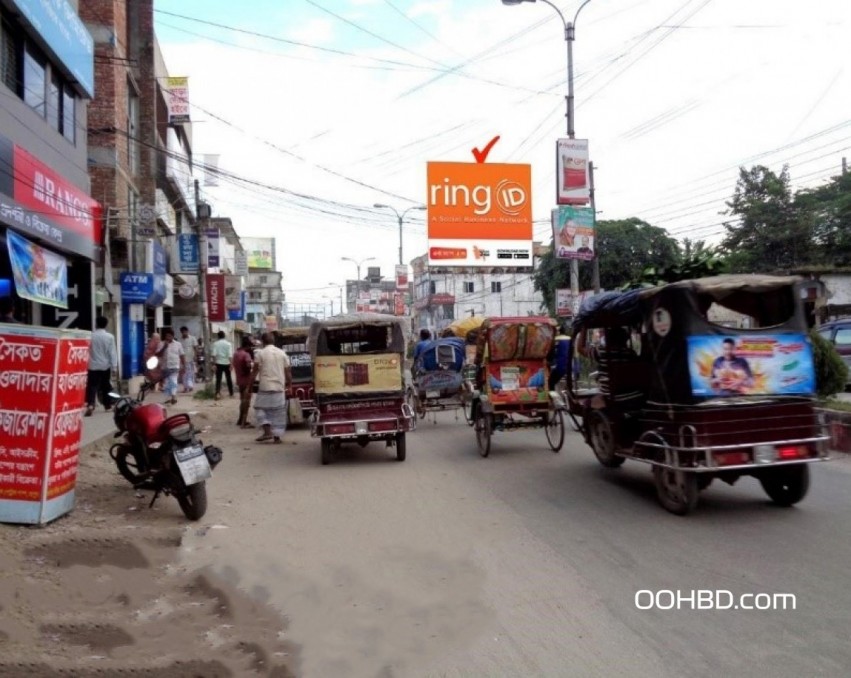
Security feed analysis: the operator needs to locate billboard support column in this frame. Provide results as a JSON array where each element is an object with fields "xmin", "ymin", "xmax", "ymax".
[
  {"xmin": 195, "ymin": 180, "xmax": 212, "ymax": 383},
  {"xmin": 590, "ymin": 161, "xmax": 600, "ymax": 293}
]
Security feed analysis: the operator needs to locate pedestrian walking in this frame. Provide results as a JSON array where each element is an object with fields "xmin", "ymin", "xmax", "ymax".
[
  {"xmin": 211, "ymin": 330, "xmax": 234, "ymax": 399},
  {"xmin": 232, "ymin": 336, "xmax": 255, "ymax": 428},
  {"xmin": 157, "ymin": 328, "xmax": 185, "ymax": 405},
  {"xmin": 251, "ymin": 332, "xmax": 291, "ymax": 443},
  {"xmin": 85, "ymin": 316, "xmax": 118, "ymax": 417},
  {"xmin": 143, "ymin": 331, "xmax": 163, "ymax": 385},
  {"xmin": 179, "ymin": 326, "xmax": 199, "ymax": 393}
]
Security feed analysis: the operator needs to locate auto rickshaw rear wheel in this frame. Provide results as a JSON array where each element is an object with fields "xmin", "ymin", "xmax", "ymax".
[
  {"xmin": 653, "ymin": 466, "xmax": 699, "ymax": 515},
  {"xmin": 395, "ymin": 432, "xmax": 406, "ymax": 461},
  {"xmin": 476, "ymin": 411, "xmax": 492, "ymax": 457},
  {"xmin": 321, "ymin": 438, "xmax": 332, "ymax": 465},
  {"xmin": 586, "ymin": 410, "xmax": 624, "ymax": 468},
  {"xmin": 758, "ymin": 464, "xmax": 809, "ymax": 506}
]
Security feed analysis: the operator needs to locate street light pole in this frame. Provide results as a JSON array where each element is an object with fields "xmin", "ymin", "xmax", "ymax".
[
  {"xmin": 373, "ymin": 204, "xmax": 427, "ymax": 266},
  {"xmin": 341, "ymin": 256, "xmax": 375, "ymax": 312},
  {"xmin": 503, "ymin": 0, "xmax": 593, "ymax": 305}
]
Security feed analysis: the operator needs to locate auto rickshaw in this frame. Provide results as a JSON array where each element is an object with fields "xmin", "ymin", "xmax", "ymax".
[
  {"xmin": 567, "ymin": 274, "xmax": 830, "ymax": 515},
  {"xmin": 408, "ymin": 336, "xmax": 467, "ymax": 420},
  {"xmin": 308, "ymin": 313, "xmax": 416, "ymax": 465},
  {"xmin": 468, "ymin": 316, "xmax": 566, "ymax": 456},
  {"xmin": 273, "ymin": 327, "xmax": 315, "ymax": 425}
]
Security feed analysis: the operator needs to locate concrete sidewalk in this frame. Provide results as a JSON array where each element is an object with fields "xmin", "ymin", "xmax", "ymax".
[{"xmin": 81, "ymin": 408, "xmax": 118, "ymax": 449}]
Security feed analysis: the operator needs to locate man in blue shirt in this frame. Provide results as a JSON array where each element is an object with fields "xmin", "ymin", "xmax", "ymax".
[{"xmin": 548, "ymin": 328, "xmax": 571, "ymax": 390}]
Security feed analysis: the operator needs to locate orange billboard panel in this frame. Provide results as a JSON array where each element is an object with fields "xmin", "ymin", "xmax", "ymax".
[{"xmin": 426, "ymin": 162, "xmax": 533, "ymax": 267}]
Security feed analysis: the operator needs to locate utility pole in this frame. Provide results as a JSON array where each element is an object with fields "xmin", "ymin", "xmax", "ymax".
[
  {"xmin": 590, "ymin": 161, "xmax": 600, "ymax": 293},
  {"xmin": 194, "ymin": 179, "xmax": 212, "ymax": 383},
  {"xmin": 843, "ymin": 157, "xmax": 847, "ymax": 174}
]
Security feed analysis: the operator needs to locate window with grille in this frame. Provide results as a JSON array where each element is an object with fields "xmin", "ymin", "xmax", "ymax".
[
  {"xmin": 0, "ymin": 14, "xmax": 17, "ymax": 93},
  {"xmin": 23, "ymin": 44, "xmax": 45, "ymax": 116},
  {"xmin": 491, "ymin": 281, "xmax": 502, "ymax": 293},
  {"xmin": 463, "ymin": 282, "xmax": 474, "ymax": 293}
]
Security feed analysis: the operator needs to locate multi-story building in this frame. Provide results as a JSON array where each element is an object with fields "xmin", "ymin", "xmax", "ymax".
[
  {"xmin": 345, "ymin": 266, "xmax": 405, "ymax": 315},
  {"xmin": 411, "ymin": 244, "xmax": 547, "ymax": 334},
  {"xmin": 81, "ymin": 0, "xmax": 197, "ymax": 377},
  {"xmin": 246, "ymin": 269, "xmax": 284, "ymax": 333},
  {"xmin": 0, "ymin": 0, "xmax": 100, "ymax": 329}
]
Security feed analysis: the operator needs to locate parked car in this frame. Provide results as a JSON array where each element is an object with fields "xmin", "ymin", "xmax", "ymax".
[{"xmin": 817, "ymin": 319, "xmax": 851, "ymax": 384}]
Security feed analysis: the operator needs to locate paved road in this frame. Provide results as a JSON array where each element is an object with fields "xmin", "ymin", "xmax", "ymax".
[{"xmin": 179, "ymin": 410, "xmax": 851, "ymax": 677}]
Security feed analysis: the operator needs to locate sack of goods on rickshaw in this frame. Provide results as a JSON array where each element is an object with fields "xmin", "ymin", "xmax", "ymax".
[{"xmin": 417, "ymin": 370, "xmax": 463, "ymax": 397}]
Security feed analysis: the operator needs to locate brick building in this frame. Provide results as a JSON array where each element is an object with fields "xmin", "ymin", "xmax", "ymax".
[{"xmin": 81, "ymin": 0, "xmax": 196, "ymax": 377}]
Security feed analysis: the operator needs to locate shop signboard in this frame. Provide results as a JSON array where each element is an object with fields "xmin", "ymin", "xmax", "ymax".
[
  {"xmin": 0, "ymin": 325, "xmax": 91, "ymax": 524},
  {"xmin": 0, "ymin": 134, "xmax": 101, "ymax": 260},
  {"xmin": 175, "ymin": 233, "xmax": 199, "ymax": 274},
  {"xmin": 206, "ymin": 274, "xmax": 225, "ymax": 322},
  {"xmin": 9, "ymin": 0, "xmax": 94, "ymax": 97}
]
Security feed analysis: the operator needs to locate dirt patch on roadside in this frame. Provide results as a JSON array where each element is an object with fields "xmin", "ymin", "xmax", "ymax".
[{"xmin": 0, "ymin": 398, "xmax": 300, "ymax": 676}]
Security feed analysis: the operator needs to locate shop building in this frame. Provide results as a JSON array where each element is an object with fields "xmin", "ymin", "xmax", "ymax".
[{"xmin": 0, "ymin": 0, "xmax": 101, "ymax": 327}]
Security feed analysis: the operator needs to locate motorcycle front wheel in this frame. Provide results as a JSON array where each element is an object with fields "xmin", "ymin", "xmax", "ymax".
[{"xmin": 176, "ymin": 481, "xmax": 207, "ymax": 521}]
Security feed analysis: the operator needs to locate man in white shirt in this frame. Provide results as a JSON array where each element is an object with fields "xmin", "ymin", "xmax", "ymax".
[
  {"xmin": 158, "ymin": 328, "xmax": 186, "ymax": 405},
  {"xmin": 250, "ymin": 332, "xmax": 291, "ymax": 443},
  {"xmin": 179, "ymin": 326, "xmax": 199, "ymax": 393},
  {"xmin": 211, "ymin": 330, "xmax": 234, "ymax": 399},
  {"xmin": 85, "ymin": 316, "xmax": 118, "ymax": 416}
]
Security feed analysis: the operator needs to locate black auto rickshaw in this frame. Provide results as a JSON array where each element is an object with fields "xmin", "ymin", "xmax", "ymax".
[{"xmin": 567, "ymin": 274, "xmax": 829, "ymax": 515}]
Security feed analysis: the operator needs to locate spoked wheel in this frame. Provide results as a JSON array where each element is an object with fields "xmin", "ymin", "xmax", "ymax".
[
  {"xmin": 112, "ymin": 443, "xmax": 148, "ymax": 485},
  {"xmin": 475, "ymin": 411, "xmax": 492, "ymax": 457},
  {"xmin": 759, "ymin": 464, "xmax": 810, "ymax": 506},
  {"xmin": 544, "ymin": 410, "xmax": 565, "ymax": 452},
  {"xmin": 321, "ymin": 437, "xmax": 332, "ymax": 465},
  {"xmin": 653, "ymin": 466, "xmax": 699, "ymax": 516},
  {"xmin": 586, "ymin": 410, "xmax": 624, "ymax": 468}
]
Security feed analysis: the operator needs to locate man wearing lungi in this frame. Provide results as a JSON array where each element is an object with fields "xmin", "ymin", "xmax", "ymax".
[{"xmin": 251, "ymin": 332, "xmax": 291, "ymax": 443}]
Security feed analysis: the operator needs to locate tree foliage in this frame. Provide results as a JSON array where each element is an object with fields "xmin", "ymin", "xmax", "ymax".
[
  {"xmin": 533, "ymin": 218, "xmax": 681, "ymax": 314},
  {"xmin": 809, "ymin": 329, "xmax": 848, "ymax": 398},
  {"xmin": 625, "ymin": 241, "xmax": 728, "ymax": 289},
  {"xmin": 721, "ymin": 165, "xmax": 851, "ymax": 272}
]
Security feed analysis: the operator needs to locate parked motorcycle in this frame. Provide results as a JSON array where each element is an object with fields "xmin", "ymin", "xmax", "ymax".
[{"xmin": 108, "ymin": 358, "xmax": 223, "ymax": 520}]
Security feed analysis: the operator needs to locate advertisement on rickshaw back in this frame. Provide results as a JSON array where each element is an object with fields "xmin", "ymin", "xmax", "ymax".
[
  {"xmin": 314, "ymin": 354, "xmax": 403, "ymax": 393},
  {"xmin": 687, "ymin": 334, "xmax": 815, "ymax": 397}
]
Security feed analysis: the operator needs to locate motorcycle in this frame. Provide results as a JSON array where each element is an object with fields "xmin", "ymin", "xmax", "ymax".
[{"xmin": 108, "ymin": 357, "xmax": 223, "ymax": 520}]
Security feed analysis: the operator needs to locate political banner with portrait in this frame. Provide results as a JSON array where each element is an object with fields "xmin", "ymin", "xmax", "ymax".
[
  {"xmin": 552, "ymin": 206, "xmax": 595, "ymax": 261},
  {"xmin": 6, "ymin": 230, "xmax": 68, "ymax": 309},
  {"xmin": 687, "ymin": 334, "xmax": 815, "ymax": 397}
]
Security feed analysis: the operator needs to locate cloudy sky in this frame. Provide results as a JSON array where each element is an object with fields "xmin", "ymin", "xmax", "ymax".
[{"xmin": 154, "ymin": 0, "xmax": 850, "ymax": 309}]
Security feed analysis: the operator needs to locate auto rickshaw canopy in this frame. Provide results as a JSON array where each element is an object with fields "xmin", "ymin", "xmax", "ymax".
[
  {"xmin": 474, "ymin": 316, "xmax": 557, "ymax": 364},
  {"xmin": 308, "ymin": 312, "xmax": 409, "ymax": 357}
]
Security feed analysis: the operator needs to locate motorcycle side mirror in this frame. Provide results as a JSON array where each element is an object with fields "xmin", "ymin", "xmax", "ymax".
[{"xmin": 145, "ymin": 356, "xmax": 159, "ymax": 370}]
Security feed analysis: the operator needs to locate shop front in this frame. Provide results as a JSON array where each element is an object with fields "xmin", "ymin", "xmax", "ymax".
[{"xmin": 0, "ymin": 134, "xmax": 102, "ymax": 325}]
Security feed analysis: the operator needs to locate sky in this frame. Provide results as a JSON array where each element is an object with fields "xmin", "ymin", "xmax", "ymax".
[{"xmin": 153, "ymin": 0, "xmax": 851, "ymax": 309}]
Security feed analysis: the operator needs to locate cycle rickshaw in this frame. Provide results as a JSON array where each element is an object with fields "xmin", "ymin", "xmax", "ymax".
[
  {"xmin": 467, "ymin": 316, "xmax": 566, "ymax": 456},
  {"xmin": 408, "ymin": 336, "xmax": 468, "ymax": 420}
]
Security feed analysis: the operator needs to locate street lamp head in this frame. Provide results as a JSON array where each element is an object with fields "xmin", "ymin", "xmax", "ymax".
[
  {"xmin": 373, "ymin": 203, "xmax": 388, "ymax": 209},
  {"xmin": 501, "ymin": 0, "xmax": 534, "ymax": 5}
]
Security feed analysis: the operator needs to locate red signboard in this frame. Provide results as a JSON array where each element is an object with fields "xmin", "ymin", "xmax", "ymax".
[
  {"xmin": 12, "ymin": 144, "xmax": 102, "ymax": 247},
  {"xmin": 0, "ymin": 327, "xmax": 89, "ymax": 524},
  {"xmin": 206, "ymin": 274, "xmax": 225, "ymax": 322}
]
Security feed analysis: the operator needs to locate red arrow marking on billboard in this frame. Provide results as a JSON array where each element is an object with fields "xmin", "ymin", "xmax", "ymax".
[{"xmin": 472, "ymin": 135, "xmax": 500, "ymax": 163}]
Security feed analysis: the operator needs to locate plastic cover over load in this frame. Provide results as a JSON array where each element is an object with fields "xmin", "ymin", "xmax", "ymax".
[
  {"xmin": 572, "ymin": 289, "xmax": 644, "ymax": 331},
  {"xmin": 416, "ymin": 337, "xmax": 466, "ymax": 372}
]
